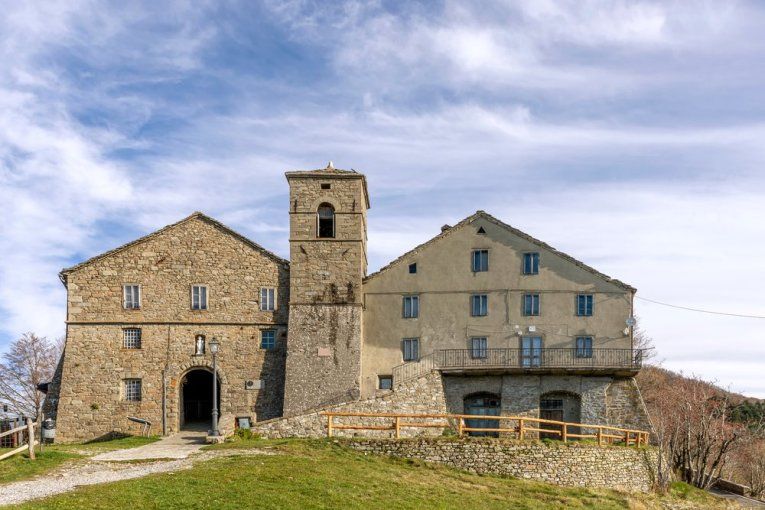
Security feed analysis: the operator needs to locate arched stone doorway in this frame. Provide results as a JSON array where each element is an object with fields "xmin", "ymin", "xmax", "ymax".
[
  {"xmin": 463, "ymin": 392, "xmax": 501, "ymax": 437},
  {"xmin": 539, "ymin": 391, "xmax": 581, "ymax": 439},
  {"xmin": 180, "ymin": 368, "xmax": 221, "ymax": 431}
]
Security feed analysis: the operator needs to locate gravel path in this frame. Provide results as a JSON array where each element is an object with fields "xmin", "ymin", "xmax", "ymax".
[{"xmin": 0, "ymin": 448, "xmax": 273, "ymax": 507}]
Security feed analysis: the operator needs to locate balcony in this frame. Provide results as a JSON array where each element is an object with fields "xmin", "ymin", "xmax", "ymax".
[{"xmin": 393, "ymin": 348, "xmax": 644, "ymax": 385}]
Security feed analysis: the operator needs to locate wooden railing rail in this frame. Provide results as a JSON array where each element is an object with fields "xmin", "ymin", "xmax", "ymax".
[
  {"xmin": 320, "ymin": 411, "xmax": 650, "ymax": 447},
  {"xmin": 0, "ymin": 419, "xmax": 38, "ymax": 461}
]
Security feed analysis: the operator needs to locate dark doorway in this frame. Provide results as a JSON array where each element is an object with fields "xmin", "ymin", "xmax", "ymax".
[
  {"xmin": 540, "ymin": 392, "xmax": 581, "ymax": 439},
  {"xmin": 181, "ymin": 369, "xmax": 220, "ymax": 429},
  {"xmin": 464, "ymin": 393, "xmax": 501, "ymax": 437}
]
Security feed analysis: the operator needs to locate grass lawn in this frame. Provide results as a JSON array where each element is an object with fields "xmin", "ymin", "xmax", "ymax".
[
  {"xmin": 9, "ymin": 438, "xmax": 733, "ymax": 510},
  {"xmin": 0, "ymin": 435, "xmax": 159, "ymax": 485}
]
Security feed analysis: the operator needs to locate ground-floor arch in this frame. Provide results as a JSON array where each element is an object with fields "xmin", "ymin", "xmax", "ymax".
[
  {"xmin": 179, "ymin": 368, "xmax": 221, "ymax": 430},
  {"xmin": 540, "ymin": 391, "xmax": 581, "ymax": 439},
  {"xmin": 463, "ymin": 392, "xmax": 501, "ymax": 437}
]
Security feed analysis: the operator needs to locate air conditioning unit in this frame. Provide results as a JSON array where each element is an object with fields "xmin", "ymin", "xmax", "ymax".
[{"xmin": 245, "ymin": 380, "xmax": 263, "ymax": 390}]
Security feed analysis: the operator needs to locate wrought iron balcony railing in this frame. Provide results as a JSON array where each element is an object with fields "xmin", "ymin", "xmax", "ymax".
[{"xmin": 392, "ymin": 348, "xmax": 643, "ymax": 386}]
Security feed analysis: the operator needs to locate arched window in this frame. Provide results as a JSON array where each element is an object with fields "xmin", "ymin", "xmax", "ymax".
[{"xmin": 317, "ymin": 204, "xmax": 335, "ymax": 238}]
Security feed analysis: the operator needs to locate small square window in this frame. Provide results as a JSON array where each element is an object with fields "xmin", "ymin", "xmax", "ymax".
[
  {"xmin": 471, "ymin": 294, "xmax": 488, "ymax": 316},
  {"xmin": 523, "ymin": 253, "xmax": 539, "ymax": 275},
  {"xmin": 402, "ymin": 338, "xmax": 419, "ymax": 361},
  {"xmin": 191, "ymin": 285, "xmax": 208, "ymax": 310},
  {"xmin": 523, "ymin": 293, "xmax": 540, "ymax": 316},
  {"xmin": 321, "ymin": 183, "xmax": 331, "ymax": 190},
  {"xmin": 470, "ymin": 337, "xmax": 488, "ymax": 359},
  {"xmin": 408, "ymin": 263, "xmax": 417, "ymax": 274},
  {"xmin": 576, "ymin": 336, "xmax": 593, "ymax": 358},
  {"xmin": 122, "ymin": 328, "xmax": 141, "ymax": 349},
  {"xmin": 123, "ymin": 285, "xmax": 140, "ymax": 309},
  {"xmin": 260, "ymin": 330, "xmax": 276, "ymax": 350},
  {"xmin": 123, "ymin": 379, "xmax": 141, "ymax": 402},
  {"xmin": 576, "ymin": 294, "xmax": 594, "ymax": 316},
  {"xmin": 261, "ymin": 288, "xmax": 276, "ymax": 311},
  {"xmin": 403, "ymin": 295, "xmax": 419, "ymax": 318},
  {"xmin": 378, "ymin": 375, "xmax": 393, "ymax": 390},
  {"xmin": 471, "ymin": 250, "xmax": 489, "ymax": 272}
]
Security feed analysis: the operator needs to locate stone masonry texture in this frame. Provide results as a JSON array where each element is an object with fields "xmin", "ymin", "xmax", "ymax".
[
  {"xmin": 53, "ymin": 215, "xmax": 289, "ymax": 442},
  {"xmin": 346, "ymin": 438, "xmax": 659, "ymax": 493}
]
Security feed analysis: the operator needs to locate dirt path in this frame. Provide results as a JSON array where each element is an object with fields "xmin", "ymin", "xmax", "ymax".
[{"xmin": 0, "ymin": 447, "xmax": 272, "ymax": 507}]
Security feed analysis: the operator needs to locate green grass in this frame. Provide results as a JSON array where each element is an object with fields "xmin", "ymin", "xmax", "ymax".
[
  {"xmin": 0, "ymin": 449, "xmax": 82, "ymax": 484},
  {"xmin": 0, "ymin": 435, "xmax": 160, "ymax": 485},
  {"xmin": 9, "ymin": 439, "xmax": 731, "ymax": 510}
]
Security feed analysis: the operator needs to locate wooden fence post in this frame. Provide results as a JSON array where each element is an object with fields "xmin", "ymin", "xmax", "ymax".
[
  {"xmin": 518, "ymin": 419, "xmax": 524, "ymax": 440},
  {"xmin": 597, "ymin": 427, "xmax": 603, "ymax": 446},
  {"xmin": 26, "ymin": 419, "xmax": 35, "ymax": 460},
  {"xmin": 327, "ymin": 414, "xmax": 333, "ymax": 438},
  {"xmin": 457, "ymin": 417, "xmax": 463, "ymax": 437},
  {"xmin": 562, "ymin": 423, "xmax": 568, "ymax": 443},
  {"xmin": 394, "ymin": 416, "xmax": 400, "ymax": 439}
]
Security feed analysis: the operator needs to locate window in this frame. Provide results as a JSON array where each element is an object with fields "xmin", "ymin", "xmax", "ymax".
[
  {"xmin": 523, "ymin": 252, "xmax": 539, "ymax": 275},
  {"xmin": 260, "ymin": 287, "xmax": 276, "ymax": 311},
  {"xmin": 260, "ymin": 330, "xmax": 276, "ymax": 350},
  {"xmin": 470, "ymin": 337, "xmax": 488, "ymax": 359},
  {"xmin": 317, "ymin": 203, "xmax": 335, "ymax": 238},
  {"xmin": 477, "ymin": 226, "xmax": 486, "ymax": 234},
  {"xmin": 122, "ymin": 328, "xmax": 141, "ymax": 349},
  {"xmin": 378, "ymin": 375, "xmax": 393, "ymax": 390},
  {"xmin": 402, "ymin": 338, "xmax": 419, "ymax": 361},
  {"xmin": 576, "ymin": 336, "xmax": 593, "ymax": 358},
  {"xmin": 576, "ymin": 294, "xmax": 594, "ymax": 316},
  {"xmin": 194, "ymin": 334, "xmax": 206, "ymax": 355},
  {"xmin": 540, "ymin": 399, "xmax": 564, "ymax": 410},
  {"xmin": 321, "ymin": 183, "xmax": 331, "ymax": 190},
  {"xmin": 403, "ymin": 295, "xmax": 419, "ymax": 318},
  {"xmin": 191, "ymin": 285, "xmax": 208, "ymax": 310},
  {"xmin": 123, "ymin": 379, "xmax": 141, "ymax": 402},
  {"xmin": 471, "ymin": 294, "xmax": 488, "ymax": 317},
  {"xmin": 471, "ymin": 249, "xmax": 489, "ymax": 272},
  {"xmin": 523, "ymin": 293, "xmax": 540, "ymax": 316},
  {"xmin": 123, "ymin": 285, "xmax": 140, "ymax": 309},
  {"xmin": 408, "ymin": 263, "xmax": 417, "ymax": 274}
]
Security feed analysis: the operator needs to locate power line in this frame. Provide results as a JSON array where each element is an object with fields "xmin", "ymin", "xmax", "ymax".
[{"xmin": 636, "ymin": 296, "xmax": 765, "ymax": 319}]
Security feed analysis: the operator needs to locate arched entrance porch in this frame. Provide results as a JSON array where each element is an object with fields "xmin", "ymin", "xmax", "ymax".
[{"xmin": 179, "ymin": 368, "xmax": 221, "ymax": 431}]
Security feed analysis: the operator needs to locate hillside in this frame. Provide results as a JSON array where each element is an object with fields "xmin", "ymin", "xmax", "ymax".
[{"xmin": 3, "ymin": 439, "xmax": 740, "ymax": 510}]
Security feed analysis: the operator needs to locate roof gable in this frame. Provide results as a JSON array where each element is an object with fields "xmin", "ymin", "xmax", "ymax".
[
  {"xmin": 59, "ymin": 212, "xmax": 288, "ymax": 285},
  {"xmin": 365, "ymin": 210, "xmax": 635, "ymax": 292}
]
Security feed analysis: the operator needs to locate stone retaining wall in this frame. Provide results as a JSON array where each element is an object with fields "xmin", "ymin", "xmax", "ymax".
[
  {"xmin": 347, "ymin": 438, "xmax": 658, "ymax": 493},
  {"xmin": 254, "ymin": 371, "xmax": 447, "ymax": 438}
]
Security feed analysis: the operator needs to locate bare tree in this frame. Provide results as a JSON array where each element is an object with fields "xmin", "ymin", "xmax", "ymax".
[
  {"xmin": 632, "ymin": 316, "xmax": 657, "ymax": 362},
  {"xmin": 0, "ymin": 332, "xmax": 61, "ymax": 417}
]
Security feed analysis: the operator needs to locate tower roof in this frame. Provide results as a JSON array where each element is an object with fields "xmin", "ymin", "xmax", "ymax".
[{"xmin": 285, "ymin": 162, "xmax": 370, "ymax": 208}]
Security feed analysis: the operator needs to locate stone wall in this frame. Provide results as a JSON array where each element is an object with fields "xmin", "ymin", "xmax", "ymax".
[
  {"xmin": 346, "ymin": 438, "xmax": 658, "ymax": 493},
  {"xmin": 54, "ymin": 214, "xmax": 290, "ymax": 442},
  {"xmin": 282, "ymin": 305, "xmax": 363, "ymax": 416},
  {"xmin": 255, "ymin": 371, "xmax": 447, "ymax": 438}
]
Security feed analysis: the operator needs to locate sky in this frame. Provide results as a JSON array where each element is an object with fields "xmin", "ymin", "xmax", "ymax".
[{"xmin": 1, "ymin": 0, "xmax": 763, "ymax": 398}]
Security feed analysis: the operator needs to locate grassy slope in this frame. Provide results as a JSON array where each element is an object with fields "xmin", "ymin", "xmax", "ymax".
[
  {"xmin": 0, "ymin": 436, "xmax": 159, "ymax": 485},
  {"xmin": 10, "ymin": 439, "xmax": 734, "ymax": 510}
]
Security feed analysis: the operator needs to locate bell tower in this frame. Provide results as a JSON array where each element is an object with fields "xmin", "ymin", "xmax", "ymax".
[{"xmin": 282, "ymin": 163, "xmax": 369, "ymax": 415}]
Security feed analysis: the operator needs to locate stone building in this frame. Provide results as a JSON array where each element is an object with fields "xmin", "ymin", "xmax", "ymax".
[{"xmin": 49, "ymin": 165, "xmax": 649, "ymax": 442}]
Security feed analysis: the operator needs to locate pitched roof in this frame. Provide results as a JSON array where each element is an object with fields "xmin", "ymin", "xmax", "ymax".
[
  {"xmin": 364, "ymin": 210, "xmax": 636, "ymax": 292},
  {"xmin": 59, "ymin": 212, "xmax": 289, "ymax": 286}
]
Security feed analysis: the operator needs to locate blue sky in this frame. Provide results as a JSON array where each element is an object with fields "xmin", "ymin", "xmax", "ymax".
[{"xmin": 1, "ymin": 0, "xmax": 764, "ymax": 397}]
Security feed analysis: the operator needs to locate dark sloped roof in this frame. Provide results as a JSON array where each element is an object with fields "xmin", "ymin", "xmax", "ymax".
[
  {"xmin": 364, "ymin": 210, "xmax": 635, "ymax": 292},
  {"xmin": 59, "ymin": 212, "xmax": 289, "ymax": 286}
]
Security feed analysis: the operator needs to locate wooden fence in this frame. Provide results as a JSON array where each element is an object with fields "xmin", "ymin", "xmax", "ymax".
[
  {"xmin": 0, "ymin": 419, "xmax": 38, "ymax": 461},
  {"xmin": 320, "ymin": 411, "xmax": 650, "ymax": 447}
]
